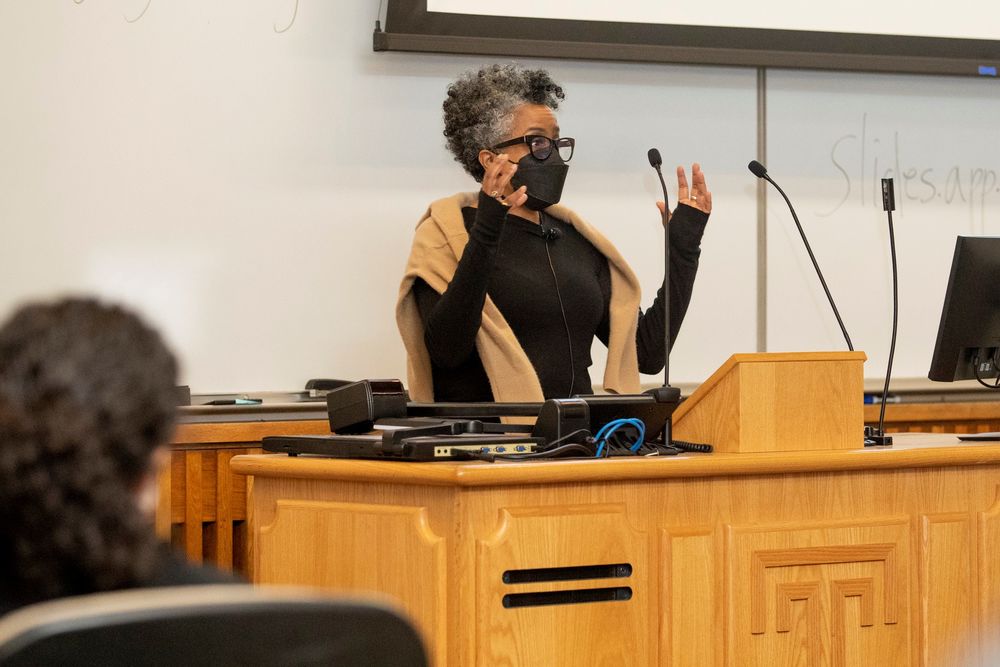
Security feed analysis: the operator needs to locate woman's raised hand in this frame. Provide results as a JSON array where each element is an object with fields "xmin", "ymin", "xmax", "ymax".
[
  {"xmin": 481, "ymin": 152, "xmax": 528, "ymax": 208},
  {"xmin": 676, "ymin": 163, "xmax": 711, "ymax": 213},
  {"xmin": 655, "ymin": 163, "xmax": 712, "ymax": 221}
]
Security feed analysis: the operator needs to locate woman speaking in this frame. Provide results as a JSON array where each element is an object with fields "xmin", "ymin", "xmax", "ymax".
[{"xmin": 397, "ymin": 64, "xmax": 711, "ymax": 403}]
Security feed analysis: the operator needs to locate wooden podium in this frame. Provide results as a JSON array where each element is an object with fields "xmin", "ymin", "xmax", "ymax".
[
  {"xmin": 231, "ymin": 352, "xmax": 1000, "ymax": 666},
  {"xmin": 672, "ymin": 351, "xmax": 867, "ymax": 452}
]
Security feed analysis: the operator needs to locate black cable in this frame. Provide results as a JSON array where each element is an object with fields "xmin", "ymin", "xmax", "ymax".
[
  {"xmin": 973, "ymin": 352, "xmax": 1000, "ymax": 389},
  {"xmin": 543, "ymin": 221, "xmax": 576, "ymax": 397},
  {"xmin": 649, "ymin": 157, "xmax": 672, "ymax": 388},
  {"xmin": 538, "ymin": 428, "xmax": 591, "ymax": 451},
  {"xmin": 671, "ymin": 440, "xmax": 713, "ymax": 453},
  {"xmin": 878, "ymin": 207, "xmax": 900, "ymax": 432}
]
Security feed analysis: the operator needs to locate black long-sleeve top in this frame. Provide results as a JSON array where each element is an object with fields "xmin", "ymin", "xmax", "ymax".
[{"xmin": 413, "ymin": 192, "xmax": 708, "ymax": 401}]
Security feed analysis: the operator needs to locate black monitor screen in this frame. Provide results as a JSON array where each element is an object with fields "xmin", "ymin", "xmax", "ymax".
[{"xmin": 928, "ymin": 236, "xmax": 1000, "ymax": 384}]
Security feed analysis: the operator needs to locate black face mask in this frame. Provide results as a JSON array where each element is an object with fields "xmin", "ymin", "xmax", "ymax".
[{"xmin": 510, "ymin": 152, "xmax": 569, "ymax": 211}]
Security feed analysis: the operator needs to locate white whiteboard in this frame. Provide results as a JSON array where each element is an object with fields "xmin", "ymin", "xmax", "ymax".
[
  {"xmin": 765, "ymin": 69, "xmax": 1000, "ymax": 379},
  {"xmin": 6, "ymin": 2, "xmax": 994, "ymax": 393},
  {"xmin": 0, "ymin": 1, "xmax": 757, "ymax": 392}
]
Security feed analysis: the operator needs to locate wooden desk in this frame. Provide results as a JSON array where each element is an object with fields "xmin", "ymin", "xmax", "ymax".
[
  {"xmin": 161, "ymin": 400, "xmax": 1000, "ymax": 576},
  {"xmin": 160, "ymin": 418, "xmax": 329, "ymax": 570},
  {"xmin": 233, "ymin": 433, "xmax": 1000, "ymax": 666},
  {"xmin": 864, "ymin": 401, "xmax": 1000, "ymax": 434}
]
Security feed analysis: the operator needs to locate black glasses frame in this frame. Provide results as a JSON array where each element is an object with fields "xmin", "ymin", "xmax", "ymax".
[{"xmin": 491, "ymin": 135, "xmax": 575, "ymax": 162}]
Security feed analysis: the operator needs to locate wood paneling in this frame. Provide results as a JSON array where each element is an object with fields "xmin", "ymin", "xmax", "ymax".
[
  {"xmin": 864, "ymin": 402, "xmax": 1000, "ymax": 434},
  {"xmin": 235, "ymin": 434, "xmax": 1000, "ymax": 666},
  {"xmin": 159, "ymin": 418, "xmax": 328, "ymax": 571},
  {"xmin": 254, "ymin": 497, "xmax": 448, "ymax": 661},
  {"xmin": 475, "ymin": 504, "xmax": 650, "ymax": 666}
]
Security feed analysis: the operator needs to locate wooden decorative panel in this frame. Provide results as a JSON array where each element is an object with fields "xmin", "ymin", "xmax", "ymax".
[
  {"xmin": 727, "ymin": 519, "xmax": 911, "ymax": 667},
  {"xmin": 661, "ymin": 526, "xmax": 722, "ymax": 667},
  {"xmin": 255, "ymin": 499, "xmax": 447, "ymax": 663},
  {"xmin": 920, "ymin": 513, "xmax": 976, "ymax": 667},
  {"xmin": 475, "ymin": 504, "xmax": 650, "ymax": 666},
  {"xmin": 979, "ymin": 487, "xmax": 1000, "ymax": 665}
]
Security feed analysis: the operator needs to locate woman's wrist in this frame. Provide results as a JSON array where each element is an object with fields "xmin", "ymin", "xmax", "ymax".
[{"xmin": 472, "ymin": 190, "xmax": 509, "ymax": 245}]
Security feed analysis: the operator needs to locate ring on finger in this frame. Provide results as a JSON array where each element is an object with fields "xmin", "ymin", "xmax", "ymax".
[{"xmin": 490, "ymin": 190, "xmax": 500, "ymax": 198}]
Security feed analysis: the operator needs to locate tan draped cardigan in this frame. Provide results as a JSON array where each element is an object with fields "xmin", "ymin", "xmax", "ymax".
[{"xmin": 396, "ymin": 192, "xmax": 644, "ymax": 402}]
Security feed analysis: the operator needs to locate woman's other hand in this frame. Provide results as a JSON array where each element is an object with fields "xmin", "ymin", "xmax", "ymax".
[{"xmin": 480, "ymin": 152, "xmax": 528, "ymax": 208}]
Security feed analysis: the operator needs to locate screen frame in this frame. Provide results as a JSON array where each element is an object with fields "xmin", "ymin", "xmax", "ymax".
[{"xmin": 378, "ymin": 1, "xmax": 1000, "ymax": 77}]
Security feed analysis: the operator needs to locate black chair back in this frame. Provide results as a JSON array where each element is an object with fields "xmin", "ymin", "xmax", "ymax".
[{"xmin": 0, "ymin": 585, "xmax": 428, "ymax": 667}]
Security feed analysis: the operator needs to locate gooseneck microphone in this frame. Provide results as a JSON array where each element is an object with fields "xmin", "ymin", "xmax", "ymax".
[
  {"xmin": 648, "ymin": 148, "xmax": 671, "ymax": 388},
  {"xmin": 868, "ymin": 178, "xmax": 898, "ymax": 447},
  {"xmin": 748, "ymin": 160, "xmax": 855, "ymax": 351}
]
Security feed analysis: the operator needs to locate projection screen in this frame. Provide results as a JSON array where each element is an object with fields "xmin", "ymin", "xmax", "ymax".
[{"xmin": 377, "ymin": 1, "xmax": 1000, "ymax": 76}]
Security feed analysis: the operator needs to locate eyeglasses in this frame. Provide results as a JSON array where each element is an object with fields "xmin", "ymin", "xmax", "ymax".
[{"xmin": 491, "ymin": 135, "xmax": 575, "ymax": 162}]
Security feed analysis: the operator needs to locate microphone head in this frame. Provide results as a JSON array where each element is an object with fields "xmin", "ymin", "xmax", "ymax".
[
  {"xmin": 748, "ymin": 160, "xmax": 768, "ymax": 178},
  {"xmin": 647, "ymin": 148, "xmax": 662, "ymax": 169}
]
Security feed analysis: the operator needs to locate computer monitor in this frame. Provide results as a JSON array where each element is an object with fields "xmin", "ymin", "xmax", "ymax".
[{"xmin": 928, "ymin": 236, "xmax": 1000, "ymax": 387}]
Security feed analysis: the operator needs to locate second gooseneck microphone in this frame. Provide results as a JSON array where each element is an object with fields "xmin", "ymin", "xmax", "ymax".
[
  {"xmin": 748, "ymin": 160, "xmax": 855, "ymax": 352},
  {"xmin": 869, "ymin": 178, "xmax": 898, "ymax": 447},
  {"xmin": 648, "ymin": 148, "xmax": 671, "ymax": 388}
]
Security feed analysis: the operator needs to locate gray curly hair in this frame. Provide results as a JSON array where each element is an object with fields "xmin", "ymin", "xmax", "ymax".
[{"xmin": 443, "ymin": 64, "xmax": 565, "ymax": 182}]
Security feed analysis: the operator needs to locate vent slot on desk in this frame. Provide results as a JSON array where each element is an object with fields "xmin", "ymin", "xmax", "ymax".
[
  {"xmin": 502, "ymin": 563, "xmax": 632, "ymax": 584},
  {"xmin": 502, "ymin": 587, "xmax": 633, "ymax": 608}
]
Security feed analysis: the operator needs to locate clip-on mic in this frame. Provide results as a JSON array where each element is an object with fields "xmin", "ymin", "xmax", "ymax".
[
  {"xmin": 866, "ymin": 178, "xmax": 897, "ymax": 447},
  {"xmin": 646, "ymin": 148, "xmax": 681, "ymax": 445},
  {"xmin": 748, "ymin": 160, "xmax": 855, "ymax": 352}
]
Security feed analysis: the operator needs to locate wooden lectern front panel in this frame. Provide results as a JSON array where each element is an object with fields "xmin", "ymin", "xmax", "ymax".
[
  {"xmin": 473, "ymin": 503, "xmax": 651, "ymax": 666},
  {"xmin": 249, "ymin": 479, "xmax": 451, "ymax": 663},
  {"xmin": 236, "ymin": 438, "xmax": 1000, "ymax": 666}
]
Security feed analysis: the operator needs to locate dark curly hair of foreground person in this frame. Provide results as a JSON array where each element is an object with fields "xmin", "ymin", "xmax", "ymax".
[
  {"xmin": 443, "ymin": 63, "xmax": 565, "ymax": 182},
  {"xmin": 0, "ymin": 298, "xmax": 178, "ymax": 603}
]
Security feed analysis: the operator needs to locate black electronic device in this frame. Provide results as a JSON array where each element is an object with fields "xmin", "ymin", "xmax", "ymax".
[
  {"xmin": 531, "ymin": 387, "xmax": 681, "ymax": 445},
  {"xmin": 532, "ymin": 398, "xmax": 590, "ymax": 444},
  {"xmin": 310, "ymin": 379, "xmax": 691, "ymax": 461},
  {"xmin": 325, "ymin": 379, "xmax": 409, "ymax": 433},
  {"xmin": 928, "ymin": 236, "xmax": 1000, "ymax": 388},
  {"xmin": 263, "ymin": 433, "xmax": 542, "ymax": 461},
  {"xmin": 325, "ymin": 379, "xmax": 541, "ymax": 433}
]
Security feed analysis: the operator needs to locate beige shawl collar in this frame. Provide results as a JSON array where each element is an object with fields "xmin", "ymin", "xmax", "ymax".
[{"xmin": 396, "ymin": 192, "xmax": 642, "ymax": 402}]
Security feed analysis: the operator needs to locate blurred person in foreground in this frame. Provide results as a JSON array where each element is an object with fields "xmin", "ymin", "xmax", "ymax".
[{"xmin": 0, "ymin": 298, "xmax": 235, "ymax": 616}]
